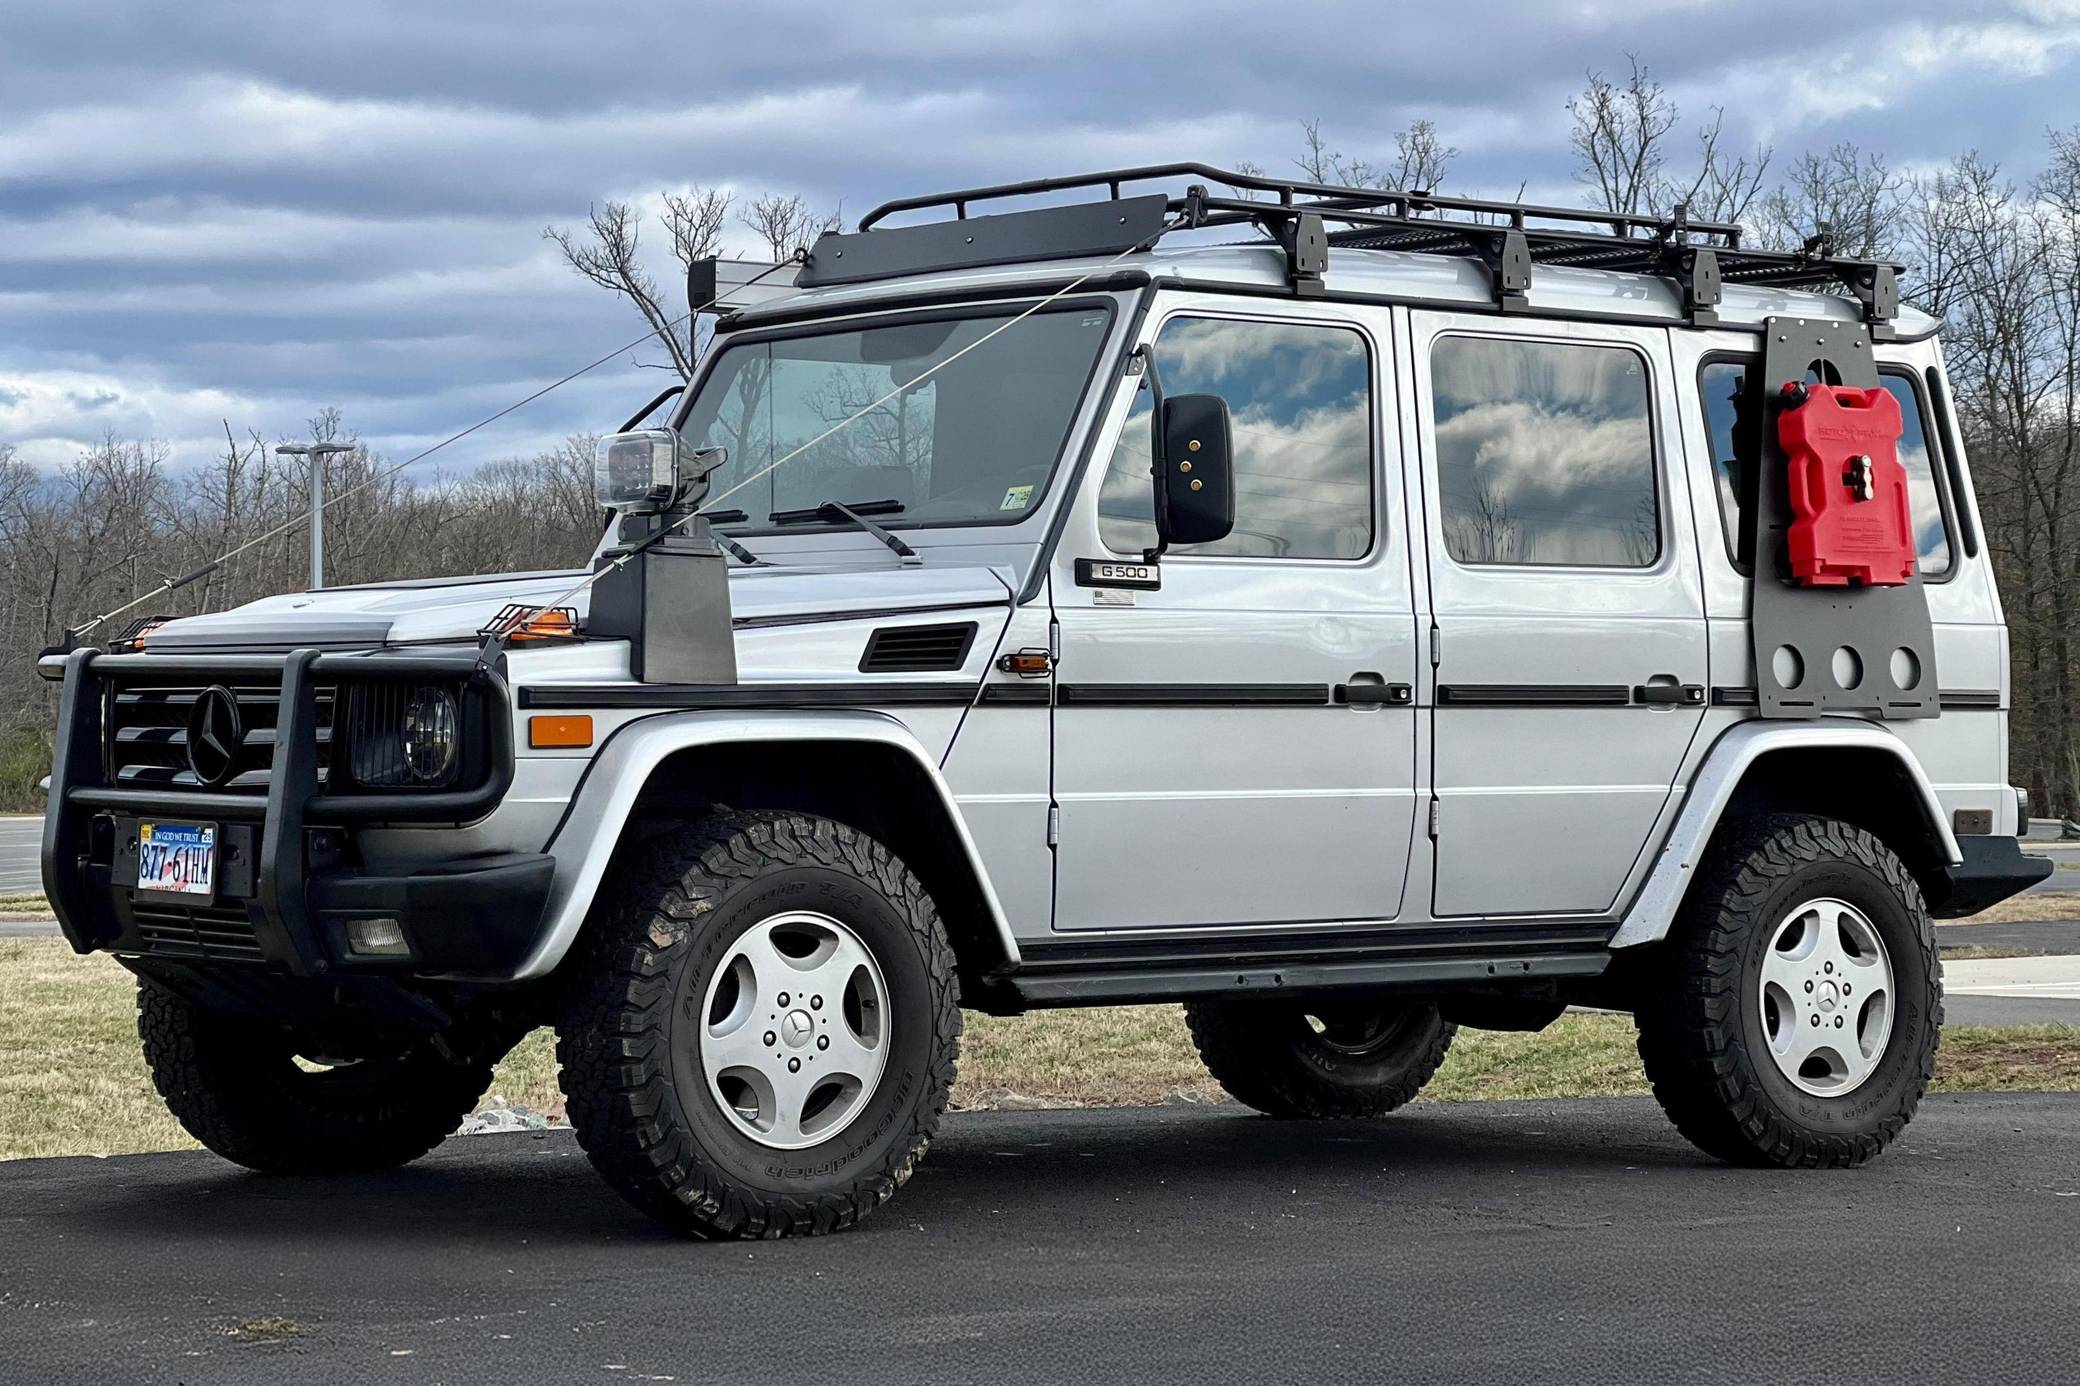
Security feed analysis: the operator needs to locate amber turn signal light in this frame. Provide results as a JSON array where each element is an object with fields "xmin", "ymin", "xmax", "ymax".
[{"xmin": 529, "ymin": 714, "xmax": 594, "ymax": 749}]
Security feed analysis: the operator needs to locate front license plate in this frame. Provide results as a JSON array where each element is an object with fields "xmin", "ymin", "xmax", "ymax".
[{"xmin": 138, "ymin": 821, "xmax": 216, "ymax": 898}]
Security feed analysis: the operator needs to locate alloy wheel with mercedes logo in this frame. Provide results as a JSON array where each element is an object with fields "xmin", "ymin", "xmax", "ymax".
[{"xmin": 185, "ymin": 685, "xmax": 245, "ymax": 787}]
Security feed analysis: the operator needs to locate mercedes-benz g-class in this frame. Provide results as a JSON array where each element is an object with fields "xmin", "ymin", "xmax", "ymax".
[{"xmin": 42, "ymin": 164, "xmax": 2051, "ymax": 1236}]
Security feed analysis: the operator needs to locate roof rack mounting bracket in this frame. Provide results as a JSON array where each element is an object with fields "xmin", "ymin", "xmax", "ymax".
[
  {"xmin": 1486, "ymin": 229, "xmax": 1532, "ymax": 313},
  {"xmin": 1675, "ymin": 247, "xmax": 1722, "ymax": 327},
  {"xmin": 1851, "ymin": 263, "xmax": 1900, "ymax": 341},
  {"xmin": 1277, "ymin": 211, "xmax": 1329, "ymax": 297}
]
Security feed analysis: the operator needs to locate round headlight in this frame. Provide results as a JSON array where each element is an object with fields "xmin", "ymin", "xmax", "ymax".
[{"xmin": 401, "ymin": 685, "xmax": 459, "ymax": 785}]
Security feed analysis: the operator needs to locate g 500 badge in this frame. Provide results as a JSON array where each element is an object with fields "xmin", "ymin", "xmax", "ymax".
[{"xmin": 1074, "ymin": 558, "xmax": 1161, "ymax": 591}]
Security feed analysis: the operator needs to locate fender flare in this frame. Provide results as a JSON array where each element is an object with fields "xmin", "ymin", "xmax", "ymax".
[
  {"xmin": 512, "ymin": 708, "xmax": 1020, "ymax": 980},
  {"xmin": 1607, "ymin": 719, "xmax": 1960, "ymax": 949}
]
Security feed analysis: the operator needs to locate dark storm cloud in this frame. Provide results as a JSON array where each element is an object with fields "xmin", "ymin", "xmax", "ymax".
[{"xmin": 2, "ymin": 0, "xmax": 2076, "ymax": 470}]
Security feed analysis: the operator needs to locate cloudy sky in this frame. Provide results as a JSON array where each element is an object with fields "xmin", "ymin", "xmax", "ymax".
[{"xmin": 3, "ymin": 0, "xmax": 2077, "ymax": 478}]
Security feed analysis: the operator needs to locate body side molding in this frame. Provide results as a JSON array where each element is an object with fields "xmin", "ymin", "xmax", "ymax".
[
  {"xmin": 1607, "ymin": 720, "xmax": 1961, "ymax": 950},
  {"xmin": 515, "ymin": 709, "xmax": 1019, "ymax": 980}
]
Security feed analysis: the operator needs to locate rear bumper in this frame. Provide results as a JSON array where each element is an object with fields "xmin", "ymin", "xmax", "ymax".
[
  {"xmin": 41, "ymin": 646, "xmax": 540, "ymax": 980},
  {"xmin": 1928, "ymin": 835, "xmax": 2055, "ymax": 919}
]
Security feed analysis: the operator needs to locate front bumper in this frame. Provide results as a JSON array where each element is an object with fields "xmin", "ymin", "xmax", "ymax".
[
  {"xmin": 1928, "ymin": 834, "xmax": 2055, "ymax": 918},
  {"xmin": 41, "ymin": 647, "xmax": 545, "ymax": 979}
]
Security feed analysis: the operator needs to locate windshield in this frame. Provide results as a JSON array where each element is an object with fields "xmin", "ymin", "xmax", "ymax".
[{"xmin": 679, "ymin": 303, "xmax": 1114, "ymax": 530}]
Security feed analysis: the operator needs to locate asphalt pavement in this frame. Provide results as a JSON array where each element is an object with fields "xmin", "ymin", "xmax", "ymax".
[
  {"xmin": 1, "ymin": 1097, "xmax": 2075, "ymax": 1384},
  {"xmin": 0, "ymin": 815, "xmax": 41, "ymax": 894}
]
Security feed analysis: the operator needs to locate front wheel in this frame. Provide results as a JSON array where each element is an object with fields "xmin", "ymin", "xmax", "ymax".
[
  {"xmin": 139, "ymin": 985, "xmax": 510, "ymax": 1174},
  {"xmin": 1184, "ymin": 997, "xmax": 1455, "ymax": 1118},
  {"xmin": 557, "ymin": 812, "xmax": 960, "ymax": 1238},
  {"xmin": 1635, "ymin": 813, "xmax": 1941, "ymax": 1168}
]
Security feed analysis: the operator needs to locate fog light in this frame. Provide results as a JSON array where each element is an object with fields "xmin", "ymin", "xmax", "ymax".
[{"xmin": 347, "ymin": 916, "xmax": 410, "ymax": 957}]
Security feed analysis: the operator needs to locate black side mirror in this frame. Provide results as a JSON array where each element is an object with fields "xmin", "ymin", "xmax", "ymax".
[{"xmin": 1152, "ymin": 393, "xmax": 1235, "ymax": 550}]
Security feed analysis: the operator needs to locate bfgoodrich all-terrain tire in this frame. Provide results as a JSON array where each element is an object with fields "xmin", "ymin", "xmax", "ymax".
[
  {"xmin": 1184, "ymin": 997, "xmax": 1456, "ymax": 1118},
  {"xmin": 1635, "ymin": 813, "xmax": 1941, "ymax": 1168},
  {"xmin": 138, "ymin": 984, "xmax": 507, "ymax": 1174},
  {"xmin": 556, "ymin": 812, "xmax": 961, "ymax": 1238}
]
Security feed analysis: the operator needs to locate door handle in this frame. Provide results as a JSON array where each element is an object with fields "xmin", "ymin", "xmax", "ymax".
[
  {"xmin": 1337, "ymin": 682, "xmax": 1413, "ymax": 706},
  {"xmin": 1633, "ymin": 682, "xmax": 1705, "ymax": 706}
]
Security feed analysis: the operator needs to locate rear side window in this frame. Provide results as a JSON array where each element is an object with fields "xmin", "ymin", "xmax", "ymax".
[
  {"xmin": 1099, "ymin": 315, "xmax": 1373, "ymax": 560},
  {"xmin": 1698, "ymin": 362, "xmax": 1953, "ymax": 578},
  {"xmin": 1430, "ymin": 337, "xmax": 1660, "ymax": 567}
]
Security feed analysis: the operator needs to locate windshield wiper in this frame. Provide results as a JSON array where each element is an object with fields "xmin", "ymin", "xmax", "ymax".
[
  {"xmin": 769, "ymin": 499, "xmax": 921, "ymax": 566},
  {"xmin": 696, "ymin": 508, "xmax": 771, "ymax": 566}
]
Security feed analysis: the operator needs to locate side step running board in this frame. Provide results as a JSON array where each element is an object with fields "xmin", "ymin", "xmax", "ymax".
[{"xmin": 1004, "ymin": 928, "xmax": 1611, "ymax": 1009}]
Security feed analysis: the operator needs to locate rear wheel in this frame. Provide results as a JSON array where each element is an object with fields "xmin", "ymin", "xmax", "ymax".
[
  {"xmin": 1184, "ymin": 997, "xmax": 1456, "ymax": 1118},
  {"xmin": 1635, "ymin": 813, "xmax": 1940, "ymax": 1167},
  {"xmin": 138, "ymin": 984, "xmax": 510, "ymax": 1174}
]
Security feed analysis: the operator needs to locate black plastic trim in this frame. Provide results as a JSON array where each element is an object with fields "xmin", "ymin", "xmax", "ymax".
[
  {"xmin": 1437, "ymin": 684, "xmax": 1632, "ymax": 708},
  {"xmin": 857, "ymin": 622, "xmax": 979, "ymax": 674},
  {"xmin": 978, "ymin": 683, "xmax": 1051, "ymax": 706},
  {"xmin": 1928, "ymin": 835, "xmax": 2053, "ymax": 919},
  {"xmin": 310, "ymin": 852, "xmax": 555, "ymax": 975},
  {"xmin": 1008, "ymin": 924, "xmax": 1611, "ymax": 1007},
  {"xmin": 518, "ymin": 681, "xmax": 980, "ymax": 710},
  {"xmin": 1054, "ymin": 683, "xmax": 1331, "ymax": 707}
]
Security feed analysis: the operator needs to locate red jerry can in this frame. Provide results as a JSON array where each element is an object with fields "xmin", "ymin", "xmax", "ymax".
[{"xmin": 1775, "ymin": 382, "xmax": 1915, "ymax": 587}]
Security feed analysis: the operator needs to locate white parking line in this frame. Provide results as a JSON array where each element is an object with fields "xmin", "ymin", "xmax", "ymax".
[{"xmin": 1945, "ymin": 955, "xmax": 2080, "ymax": 1002}]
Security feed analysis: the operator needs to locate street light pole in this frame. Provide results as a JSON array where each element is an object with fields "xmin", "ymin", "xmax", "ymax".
[{"xmin": 274, "ymin": 442, "xmax": 356, "ymax": 590}]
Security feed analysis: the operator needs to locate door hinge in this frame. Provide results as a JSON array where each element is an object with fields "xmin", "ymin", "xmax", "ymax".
[
  {"xmin": 1429, "ymin": 625, "xmax": 1442, "ymax": 667},
  {"xmin": 1047, "ymin": 804, "xmax": 1060, "ymax": 846},
  {"xmin": 1428, "ymin": 799, "xmax": 1440, "ymax": 838},
  {"xmin": 1048, "ymin": 619, "xmax": 1062, "ymax": 661}
]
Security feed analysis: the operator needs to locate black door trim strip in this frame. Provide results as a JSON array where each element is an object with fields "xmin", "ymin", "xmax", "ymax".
[
  {"xmin": 978, "ymin": 683, "xmax": 1051, "ymax": 706},
  {"xmin": 1054, "ymin": 683, "xmax": 1333, "ymax": 707},
  {"xmin": 517, "ymin": 681, "xmax": 980, "ymax": 710},
  {"xmin": 1437, "ymin": 683, "xmax": 1632, "ymax": 708}
]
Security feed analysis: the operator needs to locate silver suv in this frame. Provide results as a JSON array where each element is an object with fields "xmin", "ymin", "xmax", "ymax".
[{"xmin": 41, "ymin": 164, "xmax": 2050, "ymax": 1237}]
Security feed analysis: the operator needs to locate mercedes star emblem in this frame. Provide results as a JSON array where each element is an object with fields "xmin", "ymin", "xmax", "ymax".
[{"xmin": 185, "ymin": 685, "xmax": 244, "ymax": 788}]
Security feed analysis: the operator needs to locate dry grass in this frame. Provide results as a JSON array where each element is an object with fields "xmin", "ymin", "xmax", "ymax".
[
  {"xmin": 4, "ymin": 937, "xmax": 2077, "ymax": 1161},
  {"xmin": 1945, "ymin": 894, "xmax": 2080, "ymax": 925}
]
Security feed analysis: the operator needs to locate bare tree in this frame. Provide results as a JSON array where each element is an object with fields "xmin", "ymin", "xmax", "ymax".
[
  {"xmin": 1670, "ymin": 107, "xmax": 1772, "ymax": 226},
  {"xmin": 1567, "ymin": 55, "xmax": 1679, "ymax": 222},
  {"xmin": 662, "ymin": 186, "xmax": 732, "ymax": 268},
  {"xmin": 1751, "ymin": 144, "xmax": 1908, "ymax": 258},
  {"xmin": 1293, "ymin": 117, "xmax": 1458, "ymax": 190},
  {"xmin": 544, "ymin": 200, "xmax": 697, "ymax": 378},
  {"xmin": 1566, "ymin": 57, "xmax": 1771, "ymax": 231},
  {"xmin": 741, "ymin": 193, "xmax": 844, "ymax": 262}
]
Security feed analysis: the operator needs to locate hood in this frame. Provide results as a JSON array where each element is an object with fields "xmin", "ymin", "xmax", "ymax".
[{"xmin": 141, "ymin": 562, "xmax": 1013, "ymax": 651}]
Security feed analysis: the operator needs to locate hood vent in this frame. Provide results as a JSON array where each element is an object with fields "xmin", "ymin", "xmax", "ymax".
[{"xmin": 859, "ymin": 622, "xmax": 978, "ymax": 674}]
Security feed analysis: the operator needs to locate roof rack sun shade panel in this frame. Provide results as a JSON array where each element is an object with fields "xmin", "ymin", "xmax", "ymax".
[{"xmin": 798, "ymin": 193, "xmax": 1170, "ymax": 288}]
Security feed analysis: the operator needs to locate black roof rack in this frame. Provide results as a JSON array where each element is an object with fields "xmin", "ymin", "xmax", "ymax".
[{"xmin": 798, "ymin": 162, "xmax": 1901, "ymax": 333}]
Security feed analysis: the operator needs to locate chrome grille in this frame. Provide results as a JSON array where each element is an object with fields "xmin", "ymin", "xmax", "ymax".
[{"xmin": 107, "ymin": 681, "xmax": 335, "ymax": 795}]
